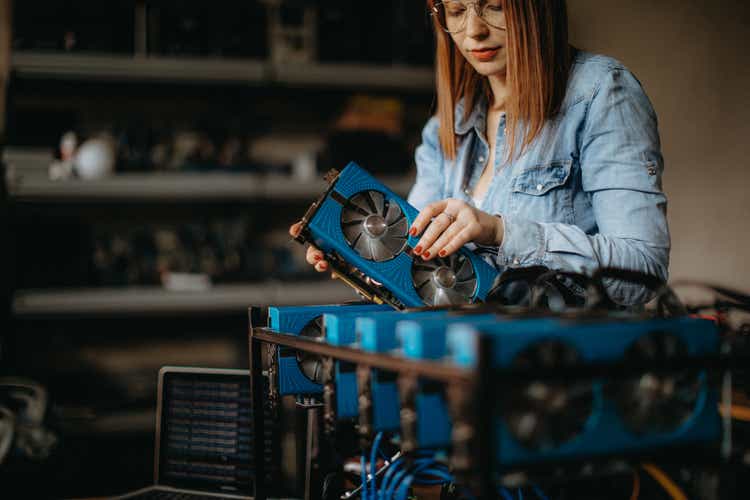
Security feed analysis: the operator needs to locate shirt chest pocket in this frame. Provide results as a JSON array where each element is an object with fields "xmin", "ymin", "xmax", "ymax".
[{"xmin": 509, "ymin": 160, "xmax": 574, "ymax": 223}]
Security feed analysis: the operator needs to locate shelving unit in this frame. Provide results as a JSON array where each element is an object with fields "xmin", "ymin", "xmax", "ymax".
[
  {"xmin": 12, "ymin": 281, "xmax": 358, "ymax": 318},
  {"xmin": 3, "ymin": 2, "xmax": 434, "ymax": 496},
  {"xmin": 11, "ymin": 50, "xmax": 434, "ymax": 91},
  {"xmin": 7, "ymin": 171, "xmax": 414, "ymax": 203}
]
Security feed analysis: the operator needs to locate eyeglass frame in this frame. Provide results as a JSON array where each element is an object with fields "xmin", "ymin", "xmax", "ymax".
[{"xmin": 430, "ymin": 1, "xmax": 508, "ymax": 34}]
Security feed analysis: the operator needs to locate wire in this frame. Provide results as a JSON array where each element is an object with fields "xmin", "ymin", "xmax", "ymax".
[
  {"xmin": 531, "ymin": 483, "xmax": 550, "ymax": 500},
  {"xmin": 360, "ymin": 455, "xmax": 368, "ymax": 500},
  {"xmin": 498, "ymin": 487, "xmax": 515, "ymax": 500},
  {"xmin": 630, "ymin": 470, "xmax": 641, "ymax": 500},
  {"xmin": 641, "ymin": 464, "xmax": 687, "ymax": 500},
  {"xmin": 719, "ymin": 403, "xmax": 750, "ymax": 422},
  {"xmin": 369, "ymin": 432, "xmax": 383, "ymax": 499}
]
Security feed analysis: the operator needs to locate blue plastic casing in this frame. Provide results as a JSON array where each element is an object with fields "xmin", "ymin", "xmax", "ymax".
[
  {"xmin": 396, "ymin": 314, "xmax": 499, "ymax": 448},
  {"xmin": 268, "ymin": 303, "xmax": 389, "ymax": 396},
  {"xmin": 323, "ymin": 306, "xmax": 392, "ymax": 418},
  {"xmin": 356, "ymin": 310, "xmax": 451, "ymax": 432},
  {"xmin": 446, "ymin": 316, "xmax": 721, "ymax": 466},
  {"xmin": 306, "ymin": 162, "xmax": 498, "ymax": 308}
]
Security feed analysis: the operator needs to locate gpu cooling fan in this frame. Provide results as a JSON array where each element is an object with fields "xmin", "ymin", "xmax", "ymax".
[
  {"xmin": 609, "ymin": 332, "xmax": 703, "ymax": 435},
  {"xmin": 341, "ymin": 190, "xmax": 408, "ymax": 262},
  {"xmin": 295, "ymin": 163, "xmax": 498, "ymax": 309},
  {"xmin": 504, "ymin": 340, "xmax": 594, "ymax": 450},
  {"xmin": 295, "ymin": 316, "xmax": 326, "ymax": 386}
]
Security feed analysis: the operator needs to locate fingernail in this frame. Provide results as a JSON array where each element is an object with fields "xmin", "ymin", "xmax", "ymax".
[
  {"xmin": 314, "ymin": 255, "xmax": 321, "ymax": 261},
  {"xmin": 423, "ymin": 251, "xmax": 431, "ymax": 259},
  {"xmin": 319, "ymin": 262, "xmax": 328, "ymax": 270},
  {"xmin": 409, "ymin": 227, "xmax": 417, "ymax": 236},
  {"xmin": 414, "ymin": 246, "xmax": 423, "ymax": 255},
  {"xmin": 438, "ymin": 250, "xmax": 447, "ymax": 257}
]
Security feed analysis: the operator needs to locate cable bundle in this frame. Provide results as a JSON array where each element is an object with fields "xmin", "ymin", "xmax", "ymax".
[{"xmin": 358, "ymin": 433, "xmax": 453, "ymax": 499}]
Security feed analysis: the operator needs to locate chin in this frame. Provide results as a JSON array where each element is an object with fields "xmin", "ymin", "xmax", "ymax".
[{"xmin": 472, "ymin": 62, "xmax": 507, "ymax": 77}]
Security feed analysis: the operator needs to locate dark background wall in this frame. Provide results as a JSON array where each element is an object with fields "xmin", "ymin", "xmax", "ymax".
[{"xmin": 569, "ymin": 0, "xmax": 750, "ymax": 290}]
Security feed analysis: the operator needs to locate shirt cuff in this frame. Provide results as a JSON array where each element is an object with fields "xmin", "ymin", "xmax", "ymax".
[{"xmin": 496, "ymin": 214, "xmax": 546, "ymax": 267}]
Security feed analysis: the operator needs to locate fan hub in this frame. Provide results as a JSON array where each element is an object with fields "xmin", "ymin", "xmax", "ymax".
[
  {"xmin": 433, "ymin": 267, "xmax": 457, "ymax": 289},
  {"xmin": 363, "ymin": 215, "xmax": 388, "ymax": 238}
]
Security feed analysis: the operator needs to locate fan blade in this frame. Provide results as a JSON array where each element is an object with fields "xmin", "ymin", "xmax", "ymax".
[
  {"xmin": 346, "ymin": 198, "xmax": 372, "ymax": 218},
  {"xmin": 362, "ymin": 191, "xmax": 379, "ymax": 214},
  {"xmin": 353, "ymin": 233, "xmax": 373, "ymax": 260},
  {"xmin": 381, "ymin": 233, "xmax": 408, "ymax": 255},
  {"xmin": 387, "ymin": 216, "xmax": 408, "ymax": 236},
  {"xmin": 368, "ymin": 236, "xmax": 394, "ymax": 262},
  {"xmin": 385, "ymin": 202, "xmax": 404, "ymax": 225},
  {"xmin": 418, "ymin": 279, "xmax": 438, "ymax": 305}
]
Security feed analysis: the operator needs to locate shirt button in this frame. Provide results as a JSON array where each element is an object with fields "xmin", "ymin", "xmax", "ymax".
[
  {"xmin": 536, "ymin": 184, "xmax": 544, "ymax": 191},
  {"xmin": 513, "ymin": 258, "xmax": 520, "ymax": 265}
]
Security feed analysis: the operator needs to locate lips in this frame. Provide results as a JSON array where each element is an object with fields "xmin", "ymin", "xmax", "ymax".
[{"xmin": 470, "ymin": 46, "xmax": 501, "ymax": 61}]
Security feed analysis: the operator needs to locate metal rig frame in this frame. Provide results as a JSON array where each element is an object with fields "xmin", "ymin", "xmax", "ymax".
[{"xmin": 248, "ymin": 308, "xmax": 735, "ymax": 500}]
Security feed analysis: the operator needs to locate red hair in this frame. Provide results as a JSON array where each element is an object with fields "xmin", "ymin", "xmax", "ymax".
[{"xmin": 428, "ymin": 0, "xmax": 572, "ymax": 161}]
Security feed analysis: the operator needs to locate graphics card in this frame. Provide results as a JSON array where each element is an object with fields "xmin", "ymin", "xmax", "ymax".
[
  {"xmin": 294, "ymin": 162, "xmax": 499, "ymax": 309},
  {"xmin": 322, "ymin": 306, "xmax": 392, "ymax": 419},
  {"xmin": 355, "ymin": 310, "xmax": 451, "ymax": 434},
  {"xmin": 396, "ymin": 314, "xmax": 499, "ymax": 449},
  {"xmin": 446, "ymin": 316, "xmax": 721, "ymax": 466},
  {"xmin": 267, "ymin": 303, "xmax": 388, "ymax": 396}
]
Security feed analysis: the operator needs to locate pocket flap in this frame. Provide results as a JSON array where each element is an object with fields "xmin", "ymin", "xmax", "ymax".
[{"xmin": 513, "ymin": 160, "xmax": 573, "ymax": 196}]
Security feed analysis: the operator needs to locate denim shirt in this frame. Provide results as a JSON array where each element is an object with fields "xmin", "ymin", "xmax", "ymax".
[{"xmin": 407, "ymin": 51, "xmax": 669, "ymax": 305}]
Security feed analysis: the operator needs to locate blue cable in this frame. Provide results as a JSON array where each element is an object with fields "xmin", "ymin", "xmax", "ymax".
[
  {"xmin": 360, "ymin": 455, "xmax": 368, "ymax": 499},
  {"xmin": 531, "ymin": 484, "xmax": 550, "ymax": 500},
  {"xmin": 369, "ymin": 433, "xmax": 383, "ymax": 500},
  {"xmin": 380, "ymin": 455, "xmax": 404, "ymax": 499},
  {"xmin": 498, "ymin": 487, "xmax": 514, "ymax": 500}
]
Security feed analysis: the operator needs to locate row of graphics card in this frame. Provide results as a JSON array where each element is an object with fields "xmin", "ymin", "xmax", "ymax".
[{"xmin": 261, "ymin": 303, "xmax": 721, "ymax": 469}]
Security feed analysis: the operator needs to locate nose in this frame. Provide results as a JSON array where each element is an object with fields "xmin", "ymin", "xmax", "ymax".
[{"xmin": 465, "ymin": 4, "xmax": 489, "ymax": 39}]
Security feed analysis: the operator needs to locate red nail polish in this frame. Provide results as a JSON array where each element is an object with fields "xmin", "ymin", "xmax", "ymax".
[
  {"xmin": 438, "ymin": 250, "xmax": 447, "ymax": 257},
  {"xmin": 409, "ymin": 227, "xmax": 417, "ymax": 236},
  {"xmin": 423, "ymin": 251, "xmax": 431, "ymax": 259},
  {"xmin": 414, "ymin": 246, "xmax": 423, "ymax": 254},
  {"xmin": 314, "ymin": 255, "xmax": 321, "ymax": 261}
]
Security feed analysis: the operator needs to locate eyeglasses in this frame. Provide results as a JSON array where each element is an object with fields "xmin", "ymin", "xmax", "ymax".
[{"xmin": 430, "ymin": 1, "xmax": 507, "ymax": 34}]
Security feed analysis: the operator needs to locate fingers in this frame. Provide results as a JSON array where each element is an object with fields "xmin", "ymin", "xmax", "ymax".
[
  {"xmin": 438, "ymin": 226, "xmax": 475, "ymax": 258},
  {"xmin": 409, "ymin": 200, "xmax": 448, "ymax": 237},
  {"xmin": 289, "ymin": 221, "xmax": 302, "ymax": 238},
  {"xmin": 425, "ymin": 220, "xmax": 464, "ymax": 259},
  {"xmin": 414, "ymin": 212, "xmax": 455, "ymax": 259},
  {"xmin": 306, "ymin": 245, "xmax": 329, "ymax": 272}
]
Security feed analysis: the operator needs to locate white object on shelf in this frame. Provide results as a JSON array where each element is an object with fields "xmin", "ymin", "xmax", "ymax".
[
  {"xmin": 74, "ymin": 136, "xmax": 117, "ymax": 180},
  {"xmin": 12, "ymin": 281, "xmax": 360, "ymax": 316},
  {"xmin": 161, "ymin": 272, "xmax": 212, "ymax": 292}
]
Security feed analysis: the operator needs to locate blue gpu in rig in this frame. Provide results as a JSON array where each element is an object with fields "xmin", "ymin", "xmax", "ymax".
[
  {"xmin": 355, "ymin": 310, "xmax": 453, "ymax": 433},
  {"xmin": 294, "ymin": 162, "xmax": 499, "ymax": 309},
  {"xmin": 323, "ymin": 307, "xmax": 393, "ymax": 419},
  {"xmin": 396, "ymin": 313, "xmax": 501, "ymax": 449},
  {"xmin": 268, "ymin": 303, "xmax": 389, "ymax": 396},
  {"xmin": 446, "ymin": 316, "xmax": 721, "ymax": 466}
]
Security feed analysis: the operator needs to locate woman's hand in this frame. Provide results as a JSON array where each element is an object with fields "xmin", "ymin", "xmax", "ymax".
[
  {"xmin": 289, "ymin": 221, "xmax": 331, "ymax": 273},
  {"xmin": 409, "ymin": 199, "xmax": 504, "ymax": 260}
]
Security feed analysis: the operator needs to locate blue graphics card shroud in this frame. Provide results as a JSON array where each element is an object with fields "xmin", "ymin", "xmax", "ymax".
[
  {"xmin": 356, "ymin": 310, "xmax": 453, "ymax": 432},
  {"xmin": 323, "ymin": 307, "xmax": 392, "ymax": 418},
  {"xmin": 396, "ymin": 313, "xmax": 500, "ymax": 448},
  {"xmin": 446, "ymin": 316, "xmax": 721, "ymax": 466},
  {"xmin": 300, "ymin": 162, "xmax": 498, "ymax": 308},
  {"xmin": 268, "ymin": 303, "xmax": 389, "ymax": 396}
]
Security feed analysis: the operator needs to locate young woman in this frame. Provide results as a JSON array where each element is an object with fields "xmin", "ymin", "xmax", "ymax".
[{"xmin": 291, "ymin": 0, "xmax": 669, "ymax": 306}]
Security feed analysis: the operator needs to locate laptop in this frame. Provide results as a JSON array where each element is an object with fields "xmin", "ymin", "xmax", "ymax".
[{"xmin": 112, "ymin": 366, "xmax": 255, "ymax": 499}]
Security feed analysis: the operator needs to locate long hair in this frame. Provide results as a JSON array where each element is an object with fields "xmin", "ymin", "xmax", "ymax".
[{"xmin": 428, "ymin": 0, "xmax": 572, "ymax": 161}]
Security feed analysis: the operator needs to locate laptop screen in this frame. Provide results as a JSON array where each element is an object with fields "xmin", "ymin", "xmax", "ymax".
[{"xmin": 156, "ymin": 368, "xmax": 254, "ymax": 496}]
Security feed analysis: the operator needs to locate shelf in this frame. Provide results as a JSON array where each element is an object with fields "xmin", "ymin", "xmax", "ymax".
[
  {"xmin": 7, "ymin": 172, "xmax": 414, "ymax": 203},
  {"xmin": 273, "ymin": 61, "xmax": 434, "ymax": 91},
  {"xmin": 11, "ymin": 51, "xmax": 268, "ymax": 84},
  {"xmin": 12, "ymin": 281, "xmax": 361, "ymax": 317},
  {"xmin": 11, "ymin": 51, "xmax": 434, "ymax": 90}
]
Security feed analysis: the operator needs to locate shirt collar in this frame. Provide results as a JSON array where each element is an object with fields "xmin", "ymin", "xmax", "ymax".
[{"xmin": 454, "ymin": 93, "xmax": 488, "ymax": 136}]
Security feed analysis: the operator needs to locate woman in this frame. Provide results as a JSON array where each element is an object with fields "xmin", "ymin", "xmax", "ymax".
[{"xmin": 291, "ymin": 0, "xmax": 669, "ymax": 306}]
